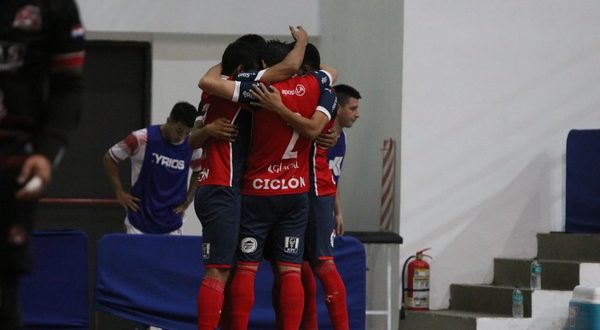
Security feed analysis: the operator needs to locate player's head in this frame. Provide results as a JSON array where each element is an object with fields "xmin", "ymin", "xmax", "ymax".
[
  {"xmin": 261, "ymin": 40, "xmax": 293, "ymax": 68},
  {"xmin": 164, "ymin": 102, "xmax": 197, "ymax": 144},
  {"xmin": 334, "ymin": 84, "xmax": 362, "ymax": 128},
  {"xmin": 221, "ymin": 40, "xmax": 260, "ymax": 76},
  {"xmin": 301, "ymin": 43, "xmax": 320, "ymax": 73},
  {"xmin": 236, "ymin": 34, "xmax": 267, "ymax": 55}
]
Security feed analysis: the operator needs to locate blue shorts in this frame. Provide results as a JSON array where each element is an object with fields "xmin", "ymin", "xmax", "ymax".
[
  {"xmin": 238, "ymin": 193, "xmax": 308, "ymax": 265},
  {"xmin": 304, "ymin": 194, "xmax": 336, "ymax": 262},
  {"xmin": 194, "ymin": 185, "xmax": 241, "ymax": 268}
]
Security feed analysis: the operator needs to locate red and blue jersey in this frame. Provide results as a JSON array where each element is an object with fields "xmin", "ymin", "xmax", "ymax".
[
  {"xmin": 327, "ymin": 130, "xmax": 346, "ymax": 185},
  {"xmin": 309, "ymin": 119, "xmax": 337, "ymax": 196},
  {"xmin": 235, "ymin": 71, "xmax": 337, "ymax": 196},
  {"xmin": 196, "ymin": 71, "xmax": 266, "ymax": 187}
]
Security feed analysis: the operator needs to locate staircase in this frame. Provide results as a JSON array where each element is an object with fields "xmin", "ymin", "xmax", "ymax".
[{"xmin": 399, "ymin": 233, "xmax": 600, "ymax": 330}]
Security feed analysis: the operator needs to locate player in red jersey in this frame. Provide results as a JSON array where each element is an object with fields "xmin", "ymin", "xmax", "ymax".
[
  {"xmin": 252, "ymin": 45, "xmax": 350, "ymax": 330},
  {"xmin": 199, "ymin": 39, "xmax": 337, "ymax": 330},
  {"xmin": 194, "ymin": 28, "xmax": 309, "ymax": 330}
]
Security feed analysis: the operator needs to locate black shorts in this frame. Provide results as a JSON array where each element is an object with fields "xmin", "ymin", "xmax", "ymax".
[
  {"xmin": 194, "ymin": 185, "xmax": 241, "ymax": 268},
  {"xmin": 238, "ymin": 193, "xmax": 308, "ymax": 265},
  {"xmin": 304, "ymin": 194, "xmax": 336, "ymax": 262}
]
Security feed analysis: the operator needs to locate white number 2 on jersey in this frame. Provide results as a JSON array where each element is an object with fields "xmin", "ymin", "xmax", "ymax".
[{"xmin": 282, "ymin": 130, "xmax": 299, "ymax": 159}]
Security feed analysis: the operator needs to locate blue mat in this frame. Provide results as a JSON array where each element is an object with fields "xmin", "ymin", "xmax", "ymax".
[
  {"xmin": 566, "ymin": 129, "xmax": 600, "ymax": 233},
  {"xmin": 94, "ymin": 234, "xmax": 366, "ymax": 330}
]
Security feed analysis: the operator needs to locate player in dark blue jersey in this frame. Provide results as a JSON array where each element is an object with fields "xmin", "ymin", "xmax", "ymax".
[
  {"xmin": 327, "ymin": 84, "xmax": 362, "ymax": 232},
  {"xmin": 0, "ymin": 1, "xmax": 85, "ymax": 328}
]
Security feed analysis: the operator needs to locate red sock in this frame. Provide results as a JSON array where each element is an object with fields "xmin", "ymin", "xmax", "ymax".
[
  {"xmin": 278, "ymin": 270, "xmax": 304, "ymax": 330},
  {"xmin": 197, "ymin": 277, "xmax": 225, "ymax": 330},
  {"xmin": 218, "ymin": 280, "xmax": 232, "ymax": 330},
  {"xmin": 314, "ymin": 262, "xmax": 349, "ymax": 330},
  {"xmin": 301, "ymin": 262, "xmax": 318, "ymax": 330},
  {"xmin": 271, "ymin": 266, "xmax": 282, "ymax": 329},
  {"xmin": 229, "ymin": 265, "xmax": 258, "ymax": 329}
]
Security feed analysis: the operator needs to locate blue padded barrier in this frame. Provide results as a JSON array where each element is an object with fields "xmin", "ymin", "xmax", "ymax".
[
  {"xmin": 94, "ymin": 234, "xmax": 366, "ymax": 330},
  {"xmin": 566, "ymin": 129, "xmax": 600, "ymax": 233},
  {"xmin": 20, "ymin": 230, "xmax": 89, "ymax": 329}
]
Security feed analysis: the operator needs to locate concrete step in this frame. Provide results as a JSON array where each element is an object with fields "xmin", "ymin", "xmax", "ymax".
[
  {"xmin": 450, "ymin": 284, "xmax": 532, "ymax": 317},
  {"xmin": 401, "ymin": 291, "xmax": 572, "ymax": 330},
  {"xmin": 493, "ymin": 258, "xmax": 580, "ymax": 290},
  {"xmin": 398, "ymin": 309, "xmax": 531, "ymax": 330},
  {"xmin": 537, "ymin": 232, "xmax": 600, "ymax": 262}
]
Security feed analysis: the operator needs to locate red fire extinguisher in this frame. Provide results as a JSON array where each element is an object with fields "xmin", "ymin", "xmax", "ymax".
[{"xmin": 401, "ymin": 248, "xmax": 432, "ymax": 318}]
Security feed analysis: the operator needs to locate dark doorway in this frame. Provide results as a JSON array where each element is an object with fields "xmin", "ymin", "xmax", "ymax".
[{"xmin": 35, "ymin": 40, "xmax": 151, "ymax": 330}]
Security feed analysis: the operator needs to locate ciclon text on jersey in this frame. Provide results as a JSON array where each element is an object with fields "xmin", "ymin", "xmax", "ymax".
[{"xmin": 252, "ymin": 177, "xmax": 306, "ymax": 190}]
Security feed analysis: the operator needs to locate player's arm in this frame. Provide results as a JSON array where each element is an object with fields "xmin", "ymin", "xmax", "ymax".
[
  {"xmin": 103, "ymin": 152, "xmax": 140, "ymax": 211},
  {"xmin": 250, "ymin": 83, "xmax": 336, "ymax": 140},
  {"xmin": 174, "ymin": 170, "xmax": 200, "ymax": 214},
  {"xmin": 103, "ymin": 135, "xmax": 141, "ymax": 211},
  {"xmin": 316, "ymin": 127, "xmax": 339, "ymax": 149},
  {"xmin": 37, "ymin": 0, "xmax": 85, "ymax": 167},
  {"xmin": 334, "ymin": 190, "xmax": 344, "ymax": 235},
  {"xmin": 259, "ymin": 26, "xmax": 308, "ymax": 83},
  {"xmin": 189, "ymin": 117, "xmax": 238, "ymax": 149},
  {"xmin": 198, "ymin": 64, "xmax": 237, "ymax": 100}
]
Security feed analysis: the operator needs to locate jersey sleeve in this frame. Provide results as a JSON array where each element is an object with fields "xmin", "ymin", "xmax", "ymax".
[
  {"xmin": 49, "ymin": 0, "xmax": 85, "ymax": 70},
  {"xmin": 315, "ymin": 87, "xmax": 338, "ymax": 120},
  {"xmin": 190, "ymin": 148, "xmax": 203, "ymax": 172},
  {"xmin": 108, "ymin": 129, "xmax": 147, "ymax": 162},
  {"xmin": 234, "ymin": 69, "xmax": 267, "ymax": 82},
  {"xmin": 314, "ymin": 70, "xmax": 333, "ymax": 88},
  {"xmin": 232, "ymin": 81, "xmax": 262, "ymax": 103}
]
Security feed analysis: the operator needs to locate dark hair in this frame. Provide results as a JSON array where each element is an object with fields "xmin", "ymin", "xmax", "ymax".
[
  {"xmin": 333, "ymin": 84, "xmax": 362, "ymax": 106},
  {"xmin": 302, "ymin": 43, "xmax": 320, "ymax": 72},
  {"xmin": 236, "ymin": 34, "xmax": 267, "ymax": 54},
  {"xmin": 262, "ymin": 40, "xmax": 293, "ymax": 67},
  {"xmin": 221, "ymin": 40, "xmax": 260, "ymax": 75},
  {"xmin": 170, "ymin": 102, "xmax": 197, "ymax": 128}
]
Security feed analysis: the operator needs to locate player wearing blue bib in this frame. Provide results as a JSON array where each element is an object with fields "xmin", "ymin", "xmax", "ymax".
[{"xmin": 104, "ymin": 102, "xmax": 200, "ymax": 234}]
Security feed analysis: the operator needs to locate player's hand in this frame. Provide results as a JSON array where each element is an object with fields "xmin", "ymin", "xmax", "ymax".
[
  {"xmin": 15, "ymin": 154, "xmax": 52, "ymax": 200},
  {"xmin": 173, "ymin": 202, "xmax": 190, "ymax": 215},
  {"xmin": 250, "ymin": 83, "xmax": 284, "ymax": 113},
  {"xmin": 289, "ymin": 25, "xmax": 308, "ymax": 44},
  {"xmin": 335, "ymin": 213, "xmax": 344, "ymax": 236},
  {"xmin": 115, "ymin": 190, "xmax": 140, "ymax": 211},
  {"xmin": 206, "ymin": 117, "xmax": 238, "ymax": 142},
  {"xmin": 316, "ymin": 128, "xmax": 339, "ymax": 149}
]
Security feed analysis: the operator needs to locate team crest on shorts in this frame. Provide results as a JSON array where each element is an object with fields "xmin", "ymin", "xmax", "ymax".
[
  {"xmin": 284, "ymin": 236, "xmax": 300, "ymax": 254},
  {"xmin": 240, "ymin": 237, "xmax": 257, "ymax": 254},
  {"xmin": 202, "ymin": 243, "xmax": 210, "ymax": 259}
]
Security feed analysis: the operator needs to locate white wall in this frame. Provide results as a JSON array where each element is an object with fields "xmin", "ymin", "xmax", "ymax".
[
  {"xmin": 402, "ymin": 0, "xmax": 600, "ymax": 309},
  {"xmin": 319, "ymin": 0, "xmax": 404, "ymax": 233}
]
